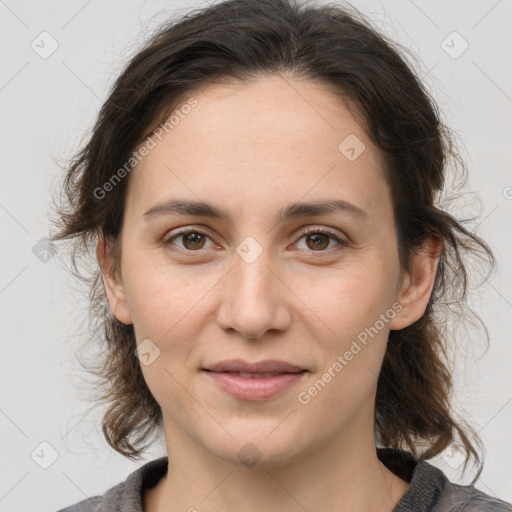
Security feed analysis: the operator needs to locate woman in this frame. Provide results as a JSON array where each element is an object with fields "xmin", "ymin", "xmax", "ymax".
[{"xmin": 51, "ymin": 0, "xmax": 511, "ymax": 510}]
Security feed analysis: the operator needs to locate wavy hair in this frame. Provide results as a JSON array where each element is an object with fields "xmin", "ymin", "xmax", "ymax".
[{"xmin": 49, "ymin": 0, "xmax": 495, "ymax": 483}]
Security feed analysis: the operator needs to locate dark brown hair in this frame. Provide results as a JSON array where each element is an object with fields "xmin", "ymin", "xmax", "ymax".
[{"xmin": 50, "ymin": 0, "xmax": 495, "ymax": 482}]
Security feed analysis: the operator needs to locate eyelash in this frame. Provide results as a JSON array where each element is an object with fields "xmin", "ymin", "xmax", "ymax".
[{"xmin": 162, "ymin": 226, "xmax": 348, "ymax": 255}]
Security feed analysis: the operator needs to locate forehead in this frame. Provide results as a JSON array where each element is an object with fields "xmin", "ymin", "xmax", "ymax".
[{"xmin": 125, "ymin": 74, "xmax": 391, "ymax": 224}]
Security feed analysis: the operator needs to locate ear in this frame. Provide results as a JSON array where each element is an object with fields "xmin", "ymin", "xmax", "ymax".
[
  {"xmin": 389, "ymin": 236, "xmax": 442, "ymax": 331},
  {"xmin": 96, "ymin": 233, "xmax": 133, "ymax": 325}
]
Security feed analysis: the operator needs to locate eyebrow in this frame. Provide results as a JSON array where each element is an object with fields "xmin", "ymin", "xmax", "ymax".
[{"xmin": 143, "ymin": 198, "xmax": 369, "ymax": 223}]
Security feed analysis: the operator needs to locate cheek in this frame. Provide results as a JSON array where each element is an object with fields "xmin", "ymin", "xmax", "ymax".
[
  {"xmin": 299, "ymin": 274, "xmax": 394, "ymax": 416},
  {"xmin": 122, "ymin": 253, "xmax": 201, "ymax": 336},
  {"xmin": 315, "ymin": 263, "xmax": 398, "ymax": 333},
  {"xmin": 123, "ymin": 255, "xmax": 217, "ymax": 381},
  {"xmin": 307, "ymin": 258, "xmax": 399, "ymax": 380}
]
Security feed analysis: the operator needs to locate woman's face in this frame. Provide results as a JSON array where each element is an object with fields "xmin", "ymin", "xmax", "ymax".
[{"xmin": 101, "ymin": 74, "xmax": 434, "ymax": 467}]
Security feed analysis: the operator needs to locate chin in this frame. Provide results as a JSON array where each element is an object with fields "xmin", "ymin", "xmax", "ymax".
[{"xmin": 204, "ymin": 425, "xmax": 308, "ymax": 470}]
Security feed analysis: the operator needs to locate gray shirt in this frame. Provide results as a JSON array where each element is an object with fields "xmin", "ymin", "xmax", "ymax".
[{"xmin": 56, "ymin": 448, "xmax": 512, "ymax": 511}]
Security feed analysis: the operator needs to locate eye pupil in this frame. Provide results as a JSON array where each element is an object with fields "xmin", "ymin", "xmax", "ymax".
[
  {"xmin": 307, "ymin": 233, "xmax": 329, "ymax": 250},
  {"xmin": 184, "ymin": 232, "xmax": 205, "ymax": 250}
]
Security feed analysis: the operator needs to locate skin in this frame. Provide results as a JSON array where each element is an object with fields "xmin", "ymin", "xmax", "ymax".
[{"xmin": 98, "ymin": 73, "xmax": 441, "ymax": 512}]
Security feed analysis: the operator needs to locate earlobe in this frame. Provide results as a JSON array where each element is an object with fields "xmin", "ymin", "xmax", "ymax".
[
  {"xmin": 96, "ymin": 234, "xmax": 133, "ymax": 325},
  {"xmin": 389, "ymin": 236, "xmax": 442, "ymax": 331}
]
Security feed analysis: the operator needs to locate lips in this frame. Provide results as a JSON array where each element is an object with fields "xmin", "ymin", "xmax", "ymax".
[
  {"xmin": 203, "ymin": 359, "xmax": 306, "ymax": 374},
  {"xmin": 229, "ymin": 371, "xmax": 283, "ymax": 378},
  {"xmin": 202, "ymin": 359, "xmax": 308, "ymax": 401}
]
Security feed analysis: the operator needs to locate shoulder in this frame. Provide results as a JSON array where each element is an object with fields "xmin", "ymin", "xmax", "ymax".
[
  {"xmin": 412, "ymin": 460, "xmax": 512, "ymax": 512},
  {"xmin": 377, "ymin": 448, "xmax": 511, "ymax": 512},
  {"xmin": 54, "ymin": 457, "xmax": 169, "ymax": 512},
  {"xmin": 56, "ymin": 495, "xmax": 103, "ymax": 512},
  {"xmin": 444, "ymin": 483, "xmax": 512, "ymax": 511},
  {"xmin": 54, "ymin": 478, "xmax": 127, "ymax": 512}
]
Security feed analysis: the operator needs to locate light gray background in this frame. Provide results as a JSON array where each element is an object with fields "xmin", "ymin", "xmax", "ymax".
[{"xmin": 1, "ymin": 1, "xmax": 511, "ymax": 511}]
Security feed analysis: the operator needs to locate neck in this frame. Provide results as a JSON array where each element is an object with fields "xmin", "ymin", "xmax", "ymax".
[{"xmin": 145, "ymin": 418, "xmax": 409, "ymax": 512}]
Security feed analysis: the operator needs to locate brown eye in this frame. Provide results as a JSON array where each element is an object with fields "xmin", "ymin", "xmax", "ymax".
[
  {"xmin": 163, "ymin": 230, "xmax": 214, "ymax": 251},
  {"xmin": 305, "ymin": 232, "xmax": 330, "ymax": 251},
  {"xmin": 296, "ymin": 228, "xmax": 347, "ymax": 253},
  {"xmin": 181, "ymin": 232, "xmax": 207, "ymax": 250}
]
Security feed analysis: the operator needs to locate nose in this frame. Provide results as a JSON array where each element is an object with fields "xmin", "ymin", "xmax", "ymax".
[{"xmin": 215, "ymin": 247, "xmax": 292, "ymax": 340}]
